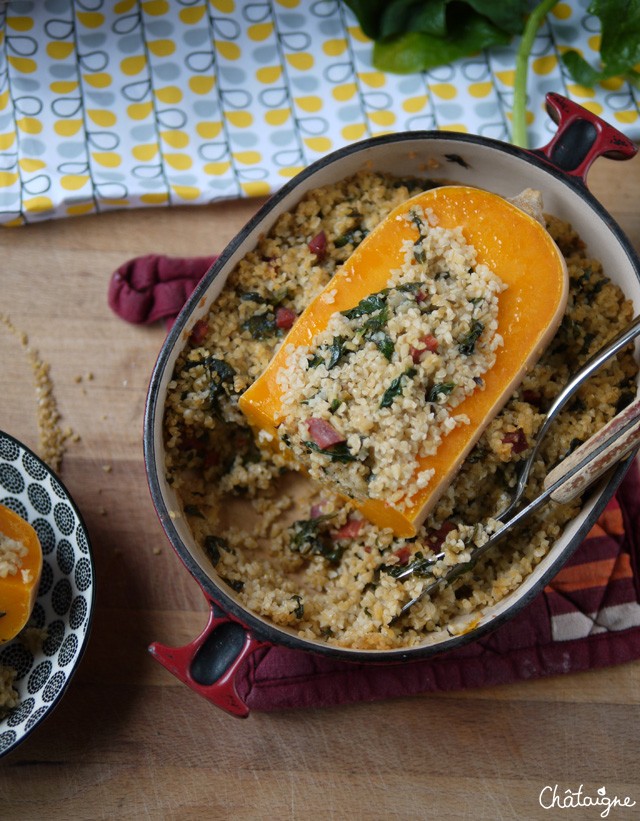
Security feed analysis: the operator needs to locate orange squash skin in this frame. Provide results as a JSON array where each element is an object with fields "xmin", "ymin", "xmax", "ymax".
[
  {"xmin": 239, "ymin": 186, "xmax": 568, "ymax": 536},
  {"xmin": 0, "ymin": 504, "xmax": 43, "ymax": 643}
]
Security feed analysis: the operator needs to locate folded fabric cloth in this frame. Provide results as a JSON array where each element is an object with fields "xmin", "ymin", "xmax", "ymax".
[
  {"xmin": 112, "ymin": 254, "xmax": 640, "ymax": 710},
  {"xmin": 108, "ymin": 254, "xmax": 216, "ymax": 329}
]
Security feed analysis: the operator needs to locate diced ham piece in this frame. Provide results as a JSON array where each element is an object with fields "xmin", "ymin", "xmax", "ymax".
[
  {"xmin": 189, "ymin": 318, "xmax": 208, "ymax": 346},
  {"xmin": 410, "ymin": 334, "xmax": 439, "ymax": 363},
  {"xmin": 203, "ymin": 451, "xmax": 219, "ymax": 468},
  {"xmin": 182, "ymin": 436, "xmax": 219, "ymax": 468},
  {"xmin": 502, "ymin": 428, "xmax": 529, "ymax": 454},
  {"xmin": 308, "ymin": 230, "xmax": 327, "ymax": 260},
  {"xmin": 275, "ymin": 306, "xmax": 297, "ymax": 330},
  {"xmin": 307, "ymin": 418, "xmax": 345, "ymax": 449},
  {"xmin": 333, "ymin": 518, "xmax": 364, "ymax": 541},
  {"xmin": 522, "ymin": 389, "xmax": 542, "ymax": 408},
  {"xmin": 427, "ymin": 520, "xmax": 457, "ymax": 550},
  {"xmin": 393, "ymin": 545, "xmax": 411, "ymax": 566},
  {"xmin": 182, "ymin": 435, "xmax": 205, "ymax": 453},
  {"xmin": 310, "ymin": 503, "xmax": 325, "ymax": 518}
]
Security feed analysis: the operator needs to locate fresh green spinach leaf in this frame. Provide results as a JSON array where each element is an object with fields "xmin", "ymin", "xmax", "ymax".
[
  {"xmin": 561, "ymin": 0, "xmax": 640, "ymax": 88},
  {"xmin": 373, "ymin": 14, "xmax": 511, "ymax": 74}
]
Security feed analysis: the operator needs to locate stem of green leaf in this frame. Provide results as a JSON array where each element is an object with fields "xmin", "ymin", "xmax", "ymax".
[{"xmin": 512, "ymin": 0, "xmax": 559, "ymax": 149}]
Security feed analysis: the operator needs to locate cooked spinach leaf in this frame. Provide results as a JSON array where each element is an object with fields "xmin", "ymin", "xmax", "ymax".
[
  {"xmin": 309, "ymin": 335, "xmax": 349, "ymax": 370},
  {"xmin": 397, "ymin": 281, "xmax": 423, "ymax": 294},
  {"xmin": 239, "ymin": 291, "xmax": 268, "ymax": 304},
  {"xmin": 372, "ymin": 332, "xmax": 395, "ymax": 361},
  {"xmin": 242, "ymin": 311, "xmax": 278, "ymax": 339},
  {"xmin": 289, "ymin": 513, "xmax": 343, "ymax": 563},
  {"xmin": 184, "ymin": 504, "xmax": 205, "ymax": 518},
  {"xmin": 221, "ymin": 576, "xmax": 245, "ymax": 593},
  {"xmin": 291, "ymin": 595, "xmax": 304, "ymax": 619},
  {"xmin": 427, "ymin": 382, "xmax": 455, "ymax": 402},
  {"xmin": 206, "ymin": 357, "xmax": 235, "ymax": 385},
  {"xmin": 206, "ymin": 357, "xmax": 237, "ymax": 415},
  {"xmin": 360, "ymin": 303, "xmax": 390, "ymax": 334},
  {"xmin": 458, "ymin": 320, "xmax": 484, "ymax": 355},
  {"xmin": 303, "ymin": 441, "xmax": 358, "ymax": 463},
  {"xmin": 203, "ymin": 535, "xmax": 232, "ymax": 566},
  {"xmin": 342, "ymin": 290, "xmax": 388, "ymax": 319},
  {"xmin": 380, "ymin": 367, "xmax": 417, "ymax": 408},
  {"xmin": 239, "ymin": 289, "xmax": 288, "ymax": 307}
]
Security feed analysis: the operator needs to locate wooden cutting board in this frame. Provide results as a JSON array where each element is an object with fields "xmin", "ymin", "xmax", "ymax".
[{"xmin": 1, "ymin": 157, "xmax": 639, "ymax": 819}]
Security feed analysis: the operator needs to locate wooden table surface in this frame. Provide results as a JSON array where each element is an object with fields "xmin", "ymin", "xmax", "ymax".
[{"xmin": 1, "ymin": 155, "xmax": 639, "ymax": 820}]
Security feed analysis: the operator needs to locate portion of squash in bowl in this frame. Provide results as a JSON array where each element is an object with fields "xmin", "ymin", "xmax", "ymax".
[
  {"xmin": 0, "ymin": 504, "xmax": 42, "ymax": 644},
  {"xmin": 239, "ymin": 185, "xmax": 568, "ymax": 537}
]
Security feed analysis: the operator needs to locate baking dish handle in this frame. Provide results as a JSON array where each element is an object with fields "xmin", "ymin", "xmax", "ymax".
[
  {"xmin": 532, "ymin": 92, "xmax": 637, "ymax": 184},
  {"xmin": 148, "ymin": 596, "xmax": 266, "ymax": 718}
]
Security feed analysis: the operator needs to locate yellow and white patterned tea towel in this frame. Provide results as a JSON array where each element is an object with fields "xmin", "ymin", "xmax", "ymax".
[{"xmin": 0, "ymin": 0, "xmax": 638, "ymax": 226}]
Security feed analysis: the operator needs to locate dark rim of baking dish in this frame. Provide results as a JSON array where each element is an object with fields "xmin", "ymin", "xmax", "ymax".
[
  {"xmin": 0, "ymin": 430, "xmax": 95, "ymax": 758},
  {"xmin": 144, "ymin": 129, "xmax": 640, "ymax": 663}
]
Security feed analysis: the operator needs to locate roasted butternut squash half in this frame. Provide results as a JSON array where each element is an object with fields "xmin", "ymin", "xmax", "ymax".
[
  {"xmin": 0, "ymin": 504, "xmax": 43, "ymax": 643},
  {"xmin": 239, "ymin": 186, "xmax": 568, "ymax": 537}
]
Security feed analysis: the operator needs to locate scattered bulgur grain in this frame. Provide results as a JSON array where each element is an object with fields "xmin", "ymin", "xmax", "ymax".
[{"xmin": 0, "ymin": 313, "xmax": 78, "ymax": 472}]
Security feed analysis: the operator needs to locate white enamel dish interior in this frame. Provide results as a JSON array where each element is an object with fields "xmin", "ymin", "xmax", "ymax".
[{"xmin": 147, "ymin": 132, "xmax": 640, "ymax": 660}]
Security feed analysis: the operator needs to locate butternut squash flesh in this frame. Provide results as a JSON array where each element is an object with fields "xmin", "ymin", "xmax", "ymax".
[
  {"xmin": 239, "ymin": 186, "xmax": 568, "ymax": 536},
  {"xmin": 0, "ymin": 504, "xmax": 43, "ymax": 643}
]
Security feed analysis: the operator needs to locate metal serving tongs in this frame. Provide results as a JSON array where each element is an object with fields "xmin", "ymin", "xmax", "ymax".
[
  {"xmin": 392, "ymin": 316, "xmax": 640, "ymax": 622},
  {"xmin": 498, "ymin": 314, "xmax": 640, "ymax": 523},
  {"xmin": 393, "ymin": 393, "xmax": 640, "ymax": 622}
]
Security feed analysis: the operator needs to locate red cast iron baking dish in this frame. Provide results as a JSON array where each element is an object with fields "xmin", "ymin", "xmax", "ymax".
[{"xmin": 144, "ymin": 94, "xmax": 639, "ymax": 717}]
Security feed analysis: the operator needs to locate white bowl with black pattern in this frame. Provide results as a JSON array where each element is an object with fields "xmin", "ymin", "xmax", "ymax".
[{"xmin": 0, "ymin": 431, "xmax": 94, "ymax": 759}]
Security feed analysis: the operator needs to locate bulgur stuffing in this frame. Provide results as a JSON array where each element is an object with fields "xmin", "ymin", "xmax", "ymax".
[
  {"xmin": 0, "ymin": 527, "xmax": 31, "ymax": 718},
  {"xmin": 276, "ymin": 207, "xmax": 505, "ymax": 508},
  {"xmin": 163, "ymin": 170, "xmax": 637, "ymax": 650},
  {"xmin": 0, "ymin": 628, "xmax": 47, "ymax": 720},
  {"xmin": 0, "ymin": 666, "xmax": 19, "ymax": 718},
  {"xmin": 0, "ymin": 531, "xmax": 28, "ymax": 579}
]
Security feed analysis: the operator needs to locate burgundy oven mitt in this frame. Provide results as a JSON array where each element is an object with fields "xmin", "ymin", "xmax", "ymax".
[
  {"xmin": 111, "ymin": 255, "xmax": 640, "ymax": 710},
  {"xmin": 108, "ymin": 254, "xmax": 216, "ymax": 328}
]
